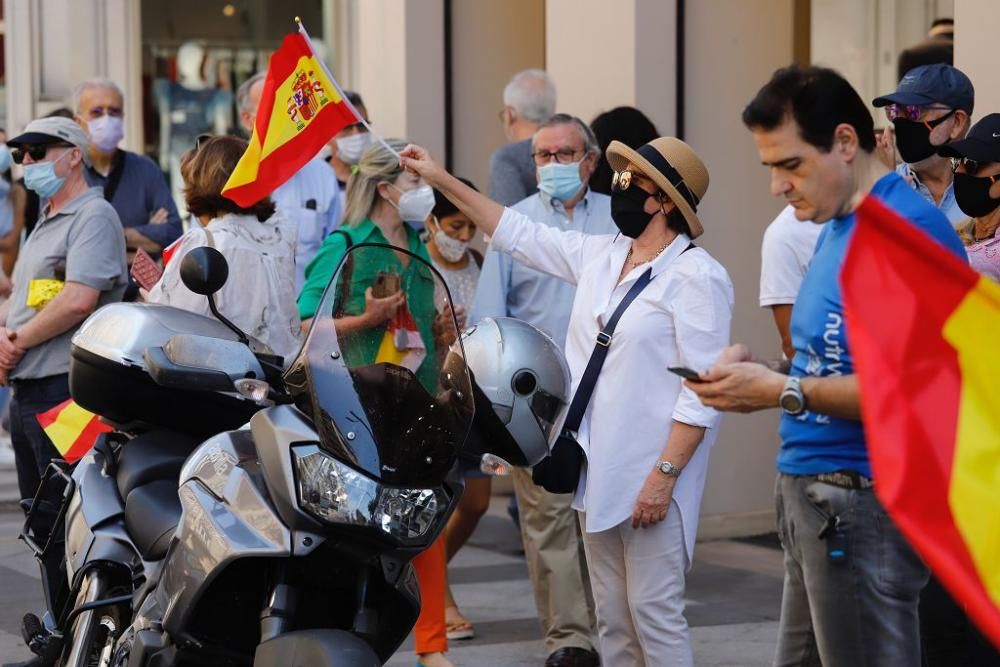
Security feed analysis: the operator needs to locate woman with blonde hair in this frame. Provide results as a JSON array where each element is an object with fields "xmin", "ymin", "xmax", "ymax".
[
  {"xmin": 298, "ymin": 139, "xmax": 455, "ymax": 667},
  {"xmin": 147, "ymin": 134, "xmax": 301, "ymax": 364}
]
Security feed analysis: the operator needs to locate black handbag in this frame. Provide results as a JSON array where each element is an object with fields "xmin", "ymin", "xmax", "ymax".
[{"xmin": 532, "ymin": 267, "xmax": 655, "ymax": 494}]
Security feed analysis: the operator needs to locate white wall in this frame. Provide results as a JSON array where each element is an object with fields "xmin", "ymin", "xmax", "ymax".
[
  {"xmin": 955, "ymin": 0, "xmax": 1000, "ymax": 121},
  {"xmin": 449, "ymin": 0, "xmax": 546, "ymax": 193},
  {"xmin": 683, "ymin": 0, "xmax": 797, "ymax": 535},
  {"xmin": 545, "ymin": 0, "xmax": 677, "ymax": 136},
  {"xmin": 4, "ymin": 0, "xmax": 143, "ymax": 150},
  {"xmin": 348, "ymin": 0, "xmax": 446, "ymax": 160}
]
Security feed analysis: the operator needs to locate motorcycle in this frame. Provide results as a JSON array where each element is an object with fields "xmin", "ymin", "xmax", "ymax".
[{"xmin": 17, "ymin": 242, "xmax": 541, "ymax": 667}]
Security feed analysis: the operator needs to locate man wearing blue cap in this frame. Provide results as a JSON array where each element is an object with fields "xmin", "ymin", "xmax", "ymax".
[{"xmin": 873, "ymin": 63, "xmax": 974, "ymax": 227}]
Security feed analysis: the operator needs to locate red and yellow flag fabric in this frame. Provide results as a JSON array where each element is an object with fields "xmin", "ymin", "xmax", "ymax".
[
  {"xmin": 374, "ymin": 305, "xmax": 426, "ymax": 373},
  {"xmin": 36, "ymin": 399, "xmax": 112, "ymax": 464},
  {"xmin": 222, "ymin": 32, "xmax": 361, "ymax": 207},
  {"xmin": 841, "ymin": 196, "xmax": 1000, "ymax": 649}
]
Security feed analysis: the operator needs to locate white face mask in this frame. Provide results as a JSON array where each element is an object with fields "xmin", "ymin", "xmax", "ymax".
[
  {"xmin": 88, "ymin": 115, "xmax": 124, "ymax": 154},
  {"xmin": 433, "ymin": 227, "xmax": 470, "ymax": 262},
  {"xmin": 336, "ymin": 132, "xmax": 372, "ymax": 165},
  {"xmin": 392, "ymin": 183, "xmax": 436, "ymax": 223}
]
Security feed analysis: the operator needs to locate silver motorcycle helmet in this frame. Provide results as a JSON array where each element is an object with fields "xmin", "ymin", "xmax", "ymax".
[{"xmin": 456, "ymin": 317, "xmax": 571, "ymax": 467}]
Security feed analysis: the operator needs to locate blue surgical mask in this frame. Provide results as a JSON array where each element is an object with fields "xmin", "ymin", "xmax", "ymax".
[
  {"xmin": 537, "ymin": 161, "xmax": 583, "ymax": 201},
  {"xmin": 24, "ymin": 149, "xmax": 72, "ymax": 199},
  {"xmin": 0, "ymin": 146, "xmax": 11, "ymax": 173}
]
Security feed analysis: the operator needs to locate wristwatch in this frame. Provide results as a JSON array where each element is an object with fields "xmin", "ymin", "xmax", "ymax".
[
  {"xmin": 779, "ymin": 376, "xmax": 806, "ymax": 416},
  {"xmin": 656, "ymin": 460, "xmax": 683, "ymax": 478}
]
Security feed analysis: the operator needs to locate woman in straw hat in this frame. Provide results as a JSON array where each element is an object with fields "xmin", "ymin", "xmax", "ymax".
[{"xmin": 401, "ymin": 138, "xmax": 733, "ymax": 666}]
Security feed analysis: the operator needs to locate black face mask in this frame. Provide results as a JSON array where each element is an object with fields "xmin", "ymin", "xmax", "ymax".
[
  {"xmin": 611, "ymin": 186, "xmax": 658, "ymax": 238},
  {"xmin": 953, "ymin": 171, "xmax": 1000, "ymax": 218},
  {"xmin": 892, "ymin": 111, "xmax": 955, "ymax": 164}
]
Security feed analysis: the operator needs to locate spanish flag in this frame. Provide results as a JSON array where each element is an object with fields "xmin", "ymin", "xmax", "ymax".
[
  {"xmin": 841, "ymin": 196, "xmax": 1000, "ymax": 649},
  {"xmin": 36, "ymin": 399, "xmax": 112, "ymax": 464},
  {"xmin": 222, "ymin": 30, "xmax": 361, "ymax": 207},
  {"xmin": 374, "ymin": 304, "xmax": 426, "ymax": 373}
]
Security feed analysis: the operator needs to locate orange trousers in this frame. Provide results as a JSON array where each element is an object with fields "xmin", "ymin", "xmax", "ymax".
[{"xmin": 412, "ymin": 534, "xmax": 448, "ymax": 654}]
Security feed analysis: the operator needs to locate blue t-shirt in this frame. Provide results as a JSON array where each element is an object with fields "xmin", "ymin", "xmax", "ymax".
[{"xmin": 777, "ymin": 172, "xmax": 967, "ymax": 477}]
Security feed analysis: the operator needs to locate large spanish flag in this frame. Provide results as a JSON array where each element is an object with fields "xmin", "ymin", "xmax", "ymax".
[
  {"xmin": 222, "ymin": 31, "xmax": 361, "ymax": 206},
  {"xmin": 36, "ymin": 399, "xmax": 112, "ymax": 464},
  {"xmin": 841, "ymin": 196, "xmax": 1000, "ymax": 649}
]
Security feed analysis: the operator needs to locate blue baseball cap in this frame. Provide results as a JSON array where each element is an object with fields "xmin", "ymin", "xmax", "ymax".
[{"xmin": 872, "ymin": 64, "xmax": 974, "ymax": 113}]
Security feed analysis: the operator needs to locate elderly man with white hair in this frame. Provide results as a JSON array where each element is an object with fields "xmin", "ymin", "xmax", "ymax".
[
  {"xmin": 237, "ymin": 72, "xmax": 342, "ymax": 291},
  {"xmin": 74, "ymin": 78, "xmax": 181, "ymax": 262},
  {"xmin": 490, "ymin": 69, "xmax": 557, "ymax": 206}
]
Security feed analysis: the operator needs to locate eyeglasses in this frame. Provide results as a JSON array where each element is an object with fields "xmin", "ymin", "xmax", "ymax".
[
  {"xmin": 950, "ymin": 156, "xmax": 998, "ymax": 180},
  {"xmin": 11, "ymin": 143, "xmax": 74, "ymax": 164},
  {"xmin": 611, "ymin": 170, "xmax": 634, "ymax": 192},
  {"xmin": 885, "ymin": 104, "xmax": 956, "ymax": 127},
  {"xmin": 85, "ymin": 106, "xmax": 123, "ymax": 120},
  {"xmin": 531, "ymin": 148, "xmax": 585, "ymax": 165}
]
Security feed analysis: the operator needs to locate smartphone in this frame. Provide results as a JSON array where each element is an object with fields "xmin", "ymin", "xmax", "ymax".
[
  {"xmin": 667, "ymin": 366, "xmax": 706, "ymax": 383},
  {"xmin": 372, "ymin": 271, "xmax": 401, "ymax": 298},
  {"xmin": 130, "ymin": 248, "xmax": 163, "ymax": 291}
]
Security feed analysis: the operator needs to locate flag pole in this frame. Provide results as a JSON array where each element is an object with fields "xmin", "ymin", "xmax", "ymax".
[{"xmin": 294, "ymin": 16, "xmax": 401, "ymax": 160}]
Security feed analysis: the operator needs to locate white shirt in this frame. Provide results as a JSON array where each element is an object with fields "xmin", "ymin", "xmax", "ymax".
[
  {"xmin": 759, "ymin": 205, "xmax": 823, "ymax": 307},
  {"xmin": 271, "ymin": 157, "xmax": 342, "ymax": 291},
  {"xmin": 148, "ymin": 213, "xmax": 303, "ymax": 365},
  {"xmin": 490, "ymin": 208, "xmax": 734, "ymax": 561}
]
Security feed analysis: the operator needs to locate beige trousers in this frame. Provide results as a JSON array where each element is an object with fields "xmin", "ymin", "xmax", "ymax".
[
  {"xmin": 580, "ymin": 503, "xmax": 693, "ymax": 667},
  {"xmin": 511, "ymin": 466, "xmax": 597, "ymax": 653}
]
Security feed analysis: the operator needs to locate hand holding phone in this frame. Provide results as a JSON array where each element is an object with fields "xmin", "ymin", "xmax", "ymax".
[
  {"xmin": 372, "ymin": 271, "xmax": 401, "ymax": 299},
  {"xmin": 667, "ymin": 366, "xmax": 706, "ymax": 383},
  {"xmin": 131, "ymin": 248, "xmax": 163, "ymax": 291}
]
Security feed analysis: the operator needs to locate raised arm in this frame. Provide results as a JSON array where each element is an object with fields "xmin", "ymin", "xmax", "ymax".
[{"xmin": 400, "ymin": 145, "xmax": 505, "ymax": 238}]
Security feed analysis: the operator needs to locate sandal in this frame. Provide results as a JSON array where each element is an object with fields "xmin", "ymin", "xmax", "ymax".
[{"xmin": 445, "ymin": 606, "xmax": 476, "ymax": 640}]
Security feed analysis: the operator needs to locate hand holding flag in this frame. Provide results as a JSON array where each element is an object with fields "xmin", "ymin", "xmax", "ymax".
[{"xmin": 222, "ymin": 20, "xmax": 391, "ymax": 207}]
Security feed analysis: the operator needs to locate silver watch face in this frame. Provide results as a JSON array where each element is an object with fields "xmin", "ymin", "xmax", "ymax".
[
  {"xmin": 657, "ymin": 461, "xmax": 681, "ymax": 477},
  {"xmin": 780, "ymin": 391, "xmax": 804, "ymax": 414}
]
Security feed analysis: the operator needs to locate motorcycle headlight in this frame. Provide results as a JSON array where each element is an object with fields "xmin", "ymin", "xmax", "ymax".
[{"xmin": 291, "ymin": 445, "xmax": 445, "ymax": 543}]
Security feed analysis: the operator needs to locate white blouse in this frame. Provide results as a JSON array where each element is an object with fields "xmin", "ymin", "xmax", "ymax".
[
  {"xmin": 490, "ymin": 207, "xmax": 734, "ymax": 561},
  {"xmin": 148, "ymin": 213, "xmax": 303, "ymax": 365}
]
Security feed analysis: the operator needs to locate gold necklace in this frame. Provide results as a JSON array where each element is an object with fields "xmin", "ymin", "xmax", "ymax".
[{"xmin": 626, "ymin": 237, "xmax": 673, "ymax": 268}]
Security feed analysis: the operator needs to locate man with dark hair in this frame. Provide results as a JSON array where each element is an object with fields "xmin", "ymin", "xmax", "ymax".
[{"xmin": 688, "ymin": 65, "xmax": 966, "ymax": 666}]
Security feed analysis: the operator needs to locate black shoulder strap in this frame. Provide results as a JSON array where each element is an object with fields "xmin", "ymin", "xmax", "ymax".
[
  {"xmin": 562, "ymin": 242, "xmax": 695, "ymax": 434},
  {"xmin": 102, "ymin": 150, "xmax": 126, "ymax": 204},
  {"xmin": 332, "ymin": 228, "xmax": 354, "ymax": 248}
]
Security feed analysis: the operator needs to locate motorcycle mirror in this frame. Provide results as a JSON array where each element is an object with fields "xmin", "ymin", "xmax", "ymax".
[
  {"xmin": 180, "ymin": 246, "xmax": 229, "ymax": 296},
  {"xmin": 178, "ymin": 246, "xmax": 251, "ymax": 346}
]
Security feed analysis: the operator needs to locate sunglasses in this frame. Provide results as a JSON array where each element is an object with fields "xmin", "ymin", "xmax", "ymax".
[
  {"xmin": 194, "ymin": 133, "xmax": 214, "ymax": 151},
  {"xmin": 885, "ymin": 104, "xmax": 956, "ymax": 127},
  {"xmin": 949, "ymin": 156, "xmax": 999, "ymax": 180},
  {"xmin": 11, "ymin": 143, "xmax": 74, "ymax": 164}
]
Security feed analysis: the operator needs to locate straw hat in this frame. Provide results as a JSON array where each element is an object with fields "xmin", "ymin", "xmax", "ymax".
[{"xmin": 606, "ymin": 137, "xmax": 709, "ymax": 238}]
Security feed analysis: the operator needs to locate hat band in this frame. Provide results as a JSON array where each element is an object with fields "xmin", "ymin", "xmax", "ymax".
[{"xmin": 637, "ymin": 144, "xmax": 699, "ymax": 211}]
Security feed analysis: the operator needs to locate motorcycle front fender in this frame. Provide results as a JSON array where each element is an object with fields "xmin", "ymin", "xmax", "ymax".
[{"xmin": 252, "ymin": 629, "xmax": 380, "ymax": 667}]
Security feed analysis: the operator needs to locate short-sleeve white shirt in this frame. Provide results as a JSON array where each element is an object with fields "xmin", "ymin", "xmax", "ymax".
[{"xmin": 759, "ymin": 205, "xmax": 823, "ymax": 307}]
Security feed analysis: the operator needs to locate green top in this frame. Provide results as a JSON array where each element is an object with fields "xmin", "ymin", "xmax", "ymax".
[{"xmin": 298, "ymin": 218, "xmax": 439, "ymax": 389}]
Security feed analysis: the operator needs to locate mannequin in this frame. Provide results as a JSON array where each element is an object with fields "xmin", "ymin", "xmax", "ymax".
[{"xmin": 154, "ymin": 41, "xmax": 232, "ymax": 216}]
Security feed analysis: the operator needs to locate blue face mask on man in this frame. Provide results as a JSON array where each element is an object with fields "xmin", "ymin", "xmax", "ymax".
[
  {"xmin": 24, "ymin": 148, "xmax": 73, "ymax": 199},
  {"xmin": 537, "ymin": 161, "xmax": 584, "ymax": 201}
]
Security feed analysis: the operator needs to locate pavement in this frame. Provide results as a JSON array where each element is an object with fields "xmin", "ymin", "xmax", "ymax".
[{"xmin": 0, "ymin": 460, "xmax": 784, "ymax": 666}]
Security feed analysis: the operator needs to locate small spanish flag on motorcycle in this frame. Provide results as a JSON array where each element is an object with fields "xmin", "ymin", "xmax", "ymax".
[
  {"xmin": 221, "ymin": 21, "xmax": 364, "ymax": 207},
  {"xmin": 35, "ymin": 399, "xmax": 112, "ymax": 464}
]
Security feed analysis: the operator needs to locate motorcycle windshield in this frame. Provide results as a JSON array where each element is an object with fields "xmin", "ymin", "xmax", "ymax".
[{"xmin": 285, "ymin": 243, "xmax": 474, "ymax": 487}]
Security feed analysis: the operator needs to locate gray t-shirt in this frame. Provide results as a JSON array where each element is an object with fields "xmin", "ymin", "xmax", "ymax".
[
  {"xmin": 8, "ymin": 187, "xmax": 127, "ymax": 379},
  {"xmin": 488, "ymin": 139, "xmax": 537, "ymax": 206}
]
